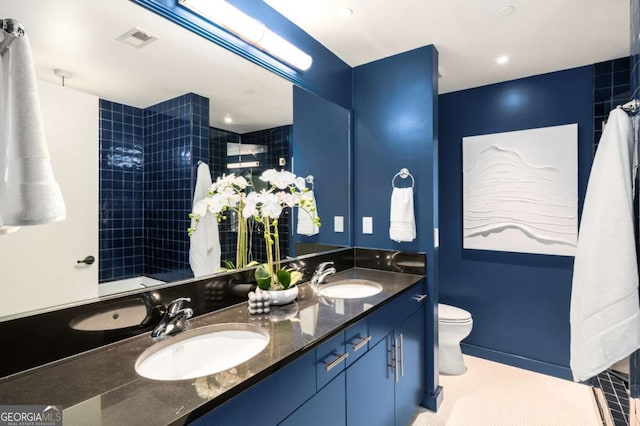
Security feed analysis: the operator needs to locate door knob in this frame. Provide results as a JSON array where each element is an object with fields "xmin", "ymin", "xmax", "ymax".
[{"xmin": 77, "ymin": 255, "xmax": 95, "ymax": 265}]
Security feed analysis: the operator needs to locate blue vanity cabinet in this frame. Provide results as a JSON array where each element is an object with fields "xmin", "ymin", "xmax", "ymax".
[
  {"xmin": 316, "ymin": 331, "xmax": 347, "ymax": 390},
  {"xmin": 279, "ymin": 372, "xmax": 346, "ymax": 426},
  {"xmin": 394, "ymin": 306, "xmax": 426, "ymax": 426},
  {"xmin": 345, "ymin": 318, "xmax": 370, "ymax": 367},
  {"xmin": 190, "ymin": 349, "xmax": 316, "ymax": 426},
  {"xmin": 345, "ymin": 335, "xmax": 396, "ymax": 426},
  {"xmin": 346, "ymin": 284, "xmax": 426, "ymax": 426}
]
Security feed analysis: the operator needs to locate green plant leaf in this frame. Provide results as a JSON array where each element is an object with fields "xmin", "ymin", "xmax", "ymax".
[
  {"xmin": 276, "ymin": 269, "xmax": 291, "ymax": 289},
  {"xmin": 255, "ymin": 264, "xmax": 271, "ymax": 290}
]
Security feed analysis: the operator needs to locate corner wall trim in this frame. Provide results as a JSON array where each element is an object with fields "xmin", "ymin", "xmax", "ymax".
[
  {"xmin": 421, "ymin": 385, "xmax": 444, "ymax": 412},
  {"xmin": 461, "ymin": 343, "xmax": 573, "ymax": 380}
]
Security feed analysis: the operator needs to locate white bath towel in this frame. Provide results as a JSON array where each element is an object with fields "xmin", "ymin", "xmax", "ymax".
[
  {"xmin": 570, "ymin": 108, "xmax": 640, "ymax": 382},
  {"xmin": 1, "ymin": 34, "xmax": 65, "ymax": 226},
  {"xmin": 389, "ymin": 187, "xmax": 416, "ymax": 242},
  {"xmin": 297, "ymin": 190, "xmax": 319, "ymax": 236},
  {"xmin": 189, "ymin": 163, "xmax": 221, "ymax": 277}
]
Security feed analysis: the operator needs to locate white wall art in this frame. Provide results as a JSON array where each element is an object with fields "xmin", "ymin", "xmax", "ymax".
[{"xmin": 463, "ymin": 124, "xmax": 578, "ymax": 256}]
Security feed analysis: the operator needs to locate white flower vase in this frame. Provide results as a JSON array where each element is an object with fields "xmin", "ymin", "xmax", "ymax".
[{"xmin": 266, "ymin": 286, "xmax": 299, "ymax": 306}]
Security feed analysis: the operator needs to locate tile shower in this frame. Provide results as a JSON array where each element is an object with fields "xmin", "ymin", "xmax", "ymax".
[{"xmin": 99, "ymin": 93, "xmax": 291, "ymax": 284}]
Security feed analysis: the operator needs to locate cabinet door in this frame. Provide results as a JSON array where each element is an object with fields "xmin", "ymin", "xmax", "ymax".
[
  {"xmin": 395, "ymin": 306, "xmax": 425, "ymax": 426},
  {"xmin": 280, "ymin": 372, "xmax": 346, "ymax": 426},
  {"xmin": 346, "ymin": 336, "xmax": 395, "ymax": 426}
]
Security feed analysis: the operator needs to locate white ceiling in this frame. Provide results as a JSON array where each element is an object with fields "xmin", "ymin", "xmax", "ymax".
[
  {"xmin": 265, "ymin": 0, "xmax": 630, "ymax": 93},
  {"xmin": 0, "ymin": 0, "xmax": 293, "ymax": 133},
  {"xmin": 1, "ymin": 0, "xmax": 630, "ymax": 127}
]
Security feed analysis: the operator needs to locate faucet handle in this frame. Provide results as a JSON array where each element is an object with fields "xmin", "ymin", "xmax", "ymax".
[
  {"xmin": 315, "ymin": 261, "xmax": 335, "ymax": 273},
  {"xmin": 167, "ymin": 297, "xmax": 191, "ymax": 316}
]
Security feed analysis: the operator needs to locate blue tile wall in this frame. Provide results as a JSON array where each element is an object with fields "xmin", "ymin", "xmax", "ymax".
[
  {"xmin": 99, "ymin": 100, "xmax": 145, "ymax": 283},
  {"xmin": 144, "ymin": 93, "xmax": 210, "ymax": 281},
  {"xmin": 99, "ymin": 94, "xmax": 209, "ymax": 283},
  {"xmin": 593, "ymin": 57, "xmax": 631, "ymax": 151},
  {"xmin": 208, "ymin": 125, "xmax": 292, "ymax": 265}
]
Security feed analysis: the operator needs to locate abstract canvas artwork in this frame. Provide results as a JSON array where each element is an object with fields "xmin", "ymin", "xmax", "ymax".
[{"xmin": 463, "ymin": 124, "xmax": 578, "ymax": 256}]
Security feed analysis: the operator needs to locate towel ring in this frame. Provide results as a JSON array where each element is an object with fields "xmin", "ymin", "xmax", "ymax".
[
  {"xmin": 392, "ymin": 168, "xmax": 414, "ymax": 189},
  {"xmin": 306, "ymin": 175, "xmax": 315, "ymax": 191}
]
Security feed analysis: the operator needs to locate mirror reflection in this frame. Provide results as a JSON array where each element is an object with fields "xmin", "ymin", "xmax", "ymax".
[{"xmin": 0, "ymin": 0, "xmax": 350, "ymax": 320}]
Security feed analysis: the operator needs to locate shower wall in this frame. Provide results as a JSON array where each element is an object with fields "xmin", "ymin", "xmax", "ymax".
[
  {"xmin": 98, "ymin": 93, "xmax": 209, "ymax": 283},
  {"xmin": 209, "ymin": 125, "xmax": 292, "ymax": 265}
]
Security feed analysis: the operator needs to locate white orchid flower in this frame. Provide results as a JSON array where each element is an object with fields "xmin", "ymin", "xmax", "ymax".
[
  {"xmin": 261, "ymin": 192, "xmax": 282, "ymax": 218},
  {"xmin": 260, "ymin": 169, "xmax": 277, "ymax": 182},
  {"xmin": 294, "ymin": 177, "xmax": 306, "ymax": 191},
  {"xmin": 273, "ymin": 170, "xmax": 296, "ymax": 189},
  {"xmin": 233, "ymin": 176, "xmax": 248, "ymax": 189}
]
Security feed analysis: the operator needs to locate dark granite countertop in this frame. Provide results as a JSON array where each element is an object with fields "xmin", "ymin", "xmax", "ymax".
[{"xmin": 0, "ymin": 268, "xmax": 424, "ymax": 426}]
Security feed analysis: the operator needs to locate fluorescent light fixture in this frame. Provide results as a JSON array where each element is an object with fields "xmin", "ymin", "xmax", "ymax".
[
  {"xmin": 179, "ymin": 0, "xmax": 313, "ymax": 71},
  {"xmin": 224, "ymin": 116, "xmax": 233, "ymax": 124},
  {"xmin": 496, "ymin": 55, "xmax": 509, "ymax": 65},
  {"xmin": 228, "ymin": 161, "xmax": 260, "ymax": 169}
]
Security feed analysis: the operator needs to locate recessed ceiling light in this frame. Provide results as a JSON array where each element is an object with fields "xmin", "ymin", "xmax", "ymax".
[
  {"xmin": 495, "ymin": 5, "xmax": 515, "ymax": 17},
  {"xmin": 496, "ymin": 55, "xmax": 509, "ymax": 65},
  {"xmin": 339, "ymin": 8, "xmax": 354, "ymax": 18},
  {"xmin": 224, "ymin": 116, "xmax": 233, "ymax": 124}
]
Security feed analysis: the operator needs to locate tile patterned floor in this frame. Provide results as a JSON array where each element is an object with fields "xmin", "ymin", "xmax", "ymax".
[{"xmin": 412, "ymin": 355, "xmax": 602, "ymax": 426}]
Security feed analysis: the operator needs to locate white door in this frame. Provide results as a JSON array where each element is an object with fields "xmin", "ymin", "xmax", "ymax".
[{"xmin": 0, "ymin": 80, "xmax": 98, "ymax": 318}]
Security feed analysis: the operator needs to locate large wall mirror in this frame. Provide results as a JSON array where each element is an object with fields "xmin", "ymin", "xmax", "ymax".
[{"xmin": 0, "ymin": 0, "xmax": 351, "ymax": 320}]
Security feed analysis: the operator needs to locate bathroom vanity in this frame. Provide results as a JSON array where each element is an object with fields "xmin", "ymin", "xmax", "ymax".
[{"xmin": 0, "ymin": 267, "xmax": 426, "ymax": 425}]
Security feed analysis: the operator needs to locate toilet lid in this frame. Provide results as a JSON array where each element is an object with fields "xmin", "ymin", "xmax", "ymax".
[{"xmin": 439, "ymin": 303, "xmax": 472, "ymax": 323}]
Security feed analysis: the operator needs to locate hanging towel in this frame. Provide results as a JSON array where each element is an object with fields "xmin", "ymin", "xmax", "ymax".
[
  {"xmin": 570, "ymin": 108, "xmax": 640, "ymax": 382},
  {"xmin": 189, "ymin": 162, "xmax": 221, "ymax": 277},
  {"xmin": 1, "ymin": 34, "xmax": 65, "ymax": 226},
  {"xmin": 389, "ymin": 187, "xmax": 416, "ymax": 242},
  {"xmin": 297, "ymin": 190, "xmax": 319, "ymax": 236}
]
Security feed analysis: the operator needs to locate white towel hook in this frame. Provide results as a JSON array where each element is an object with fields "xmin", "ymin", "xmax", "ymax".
[{"xmin": 392, "ymin": 168, "xmax": 414, "ymax": 188}]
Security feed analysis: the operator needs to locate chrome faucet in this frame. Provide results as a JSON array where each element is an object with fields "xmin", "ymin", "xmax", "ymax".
[
  {"xmin": 311, "ymin": 261, "xmax": 337, "ymax": 285},
  {"xmin": 151, "ymin": 297, "xmax": 193, "ymax": 339}
]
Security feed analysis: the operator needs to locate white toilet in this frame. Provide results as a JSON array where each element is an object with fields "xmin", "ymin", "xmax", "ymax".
[{"xmin": 438, "ymin": 303, "xmax": 473, "ymax": 375}]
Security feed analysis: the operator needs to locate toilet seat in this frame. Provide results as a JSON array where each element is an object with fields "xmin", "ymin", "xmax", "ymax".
[{"xmin": 439, "ymin": 303, "xmax": 472, "ymax": 323}]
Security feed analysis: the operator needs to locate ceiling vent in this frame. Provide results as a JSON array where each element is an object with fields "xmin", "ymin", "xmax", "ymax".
[{"xmin": 116, "ymin": 27, "xmax": 158, "ymax": 48}]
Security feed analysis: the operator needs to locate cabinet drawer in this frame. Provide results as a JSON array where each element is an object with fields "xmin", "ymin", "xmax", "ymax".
[
  {"xmin": 315, "ymin": 331, "xmax": 347, "ymax": 390},
  {"xmin": 368, "ymin": 281, "xmax": 426, "ymax": 347},
  {"xmin": 345, "ymin": 318, "xmax": 370, "ymax": 367}
]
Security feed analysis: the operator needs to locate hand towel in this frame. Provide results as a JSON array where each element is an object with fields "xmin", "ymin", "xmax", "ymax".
[
  {"xmin": 297, "ymin": 190, "xmax": 319, "ymax": 236},
  {"xmin": 189, "ymin": 162, "xmax": 221, "ymax": 277},
  {"xmin": 570, "ymin": 108, "xmax": 640, "ymax": 382},
  {"xmin": 1, "ymin": 34, "xmax": 65, "ymax": 226},
  {"xmin": 389, "ymin": 187, "xmax": 416, "ymax": 242}
]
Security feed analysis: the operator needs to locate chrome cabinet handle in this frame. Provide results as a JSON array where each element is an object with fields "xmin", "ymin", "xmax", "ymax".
[
  {"xmin": 412, "ymin": 294, "xmax": 427, "ymax": 303},
  {"xmin": 400, "ymin": 333, "xmax": 404, "ymax": 377},
  {"xmin": 352, "ymin": 335, "xmax": 372, "ymax": 352},
  {"xmin": 325, "ymin": 352, "xmax": 349, "ymax": 372},
  {"xmin": 394, "ymin": 338, "xmax": 399, "ymax": 383}
]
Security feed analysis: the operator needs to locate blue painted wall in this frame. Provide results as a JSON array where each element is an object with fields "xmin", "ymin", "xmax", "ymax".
[
  {"xmin": 352, "ymin": 45, "xmax": 440, "ymax": 408},
  {"xmin": 130, "ymin": 0, "xmax": 352, "ymax": 109},
  {"xmin": 292, "ymin": 86, "xmax": 351, "ymax": 249},
  {"xmin": 439, "ymin": 66, "xmax": 593, "ymax": 378}
]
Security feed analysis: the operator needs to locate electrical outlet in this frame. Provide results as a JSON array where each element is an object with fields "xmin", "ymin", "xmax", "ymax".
[
  {"xmin": 363, "ymin": 217, "xmax": 373, "ymax": 234},
  {"xmin": 334, "ymin": 216, "xmax": 344, "ymax": 233}
]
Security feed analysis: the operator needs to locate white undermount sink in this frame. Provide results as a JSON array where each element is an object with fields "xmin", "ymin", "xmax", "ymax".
[
  {"xmin": 318, "ymin": 279, "xmax": 383, "ymax": 299},
  {"xmin": 135, "ymin": 323, "xmax": 269, "ymax": 381}
]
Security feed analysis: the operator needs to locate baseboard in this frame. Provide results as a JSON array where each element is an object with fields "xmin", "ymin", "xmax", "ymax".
[
  {"xmin": 421, "ymin": 385, "xmax": 444, "ymax": 412},
  {"xmin": 461, "ymin": 343, "xmax": 573, "ymax": 380}
]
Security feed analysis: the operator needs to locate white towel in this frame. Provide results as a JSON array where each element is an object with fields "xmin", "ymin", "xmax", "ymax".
[
  {"xmin": 297, "ymin": 190, "xmax": 319, "ymax": 236},
  {"xmin": 570, "ymin": 108, "xmax": 640, "ymax": 382},
  {"xmin": 1, "ymin": 34, "xmax": 65, "ymax": 226},
  {"xmin": 189, "ymin": 162, "xmax": 221, "ymax": 277},
  {"xmin": 389, "ymin": 187, "xmax": 416, "ymax": 242}
]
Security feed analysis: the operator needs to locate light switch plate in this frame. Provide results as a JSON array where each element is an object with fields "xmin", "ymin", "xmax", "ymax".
[
  {"xmin": 334, "ymin": 216, "xmax": 344, "ymax": 233},
  {"xmin": 363, "ymin": 217, "xmax": 373, "ymax": 234}
]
